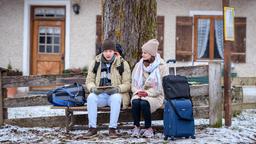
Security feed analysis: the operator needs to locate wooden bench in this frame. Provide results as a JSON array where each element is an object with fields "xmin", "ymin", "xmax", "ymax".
[
  {"xmin": 51, "ymin": 105, "xmax": 133, "ymax": 132},
  {"xmin": 50, "ymin": 103, "xmax": 210, "ymax": 133}
]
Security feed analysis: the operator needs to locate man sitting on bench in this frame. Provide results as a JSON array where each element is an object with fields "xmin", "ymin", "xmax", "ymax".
[{"xmin": 85, "ymin": 39, "xmax": 131, "ymax": 138}]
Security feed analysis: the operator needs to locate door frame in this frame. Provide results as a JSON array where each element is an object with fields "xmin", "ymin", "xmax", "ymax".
[{"xmin": 23, "ymin": 0, "xmax": 71, "ymax": 76}]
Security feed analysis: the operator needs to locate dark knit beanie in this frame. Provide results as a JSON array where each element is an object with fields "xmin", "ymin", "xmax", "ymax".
[{"xmin": 102, "ymin": 39, "xmax": 116, "ymax": 51}]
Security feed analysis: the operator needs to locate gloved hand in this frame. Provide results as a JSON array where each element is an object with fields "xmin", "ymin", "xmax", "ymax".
[
  {"xmin": 104, "ymin": 86, "xmax": 120, "ymax": 95},
  {"xmin": 90, "ymin": 87, "xmax": 104, "ymax": 95}
]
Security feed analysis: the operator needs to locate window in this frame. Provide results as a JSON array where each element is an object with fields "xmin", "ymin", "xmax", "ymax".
[
  {"xmin": 34, "ymin": 7, "xmax": 65, "ymax": 19},
  {"xmin": 38, "ymin": 27, "xmax": 61, "ymax": 54},
  {"xmin": 175, "ymin": 16, "xmax": 246, "ymax": 63},
  {"xmin": 194, "ymin": 16, "xmax": 223, "ymax": 61}
]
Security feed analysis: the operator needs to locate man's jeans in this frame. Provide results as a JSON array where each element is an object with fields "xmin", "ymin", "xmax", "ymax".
[{"xmin": 87, "ymin": 93, "xmax": 122, "ymax": 128}]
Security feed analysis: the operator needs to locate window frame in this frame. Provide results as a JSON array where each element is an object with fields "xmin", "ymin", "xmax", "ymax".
[{"xmin": 193, "ymin": 15, "xmax": 223, "ymax": 61}]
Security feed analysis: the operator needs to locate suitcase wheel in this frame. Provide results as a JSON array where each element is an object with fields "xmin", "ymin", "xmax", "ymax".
[
  {"xmin": 170, "ymin": 136, "xmax": 175, "ymax": 141},
  {"xmin": 164, "ymin": 136, "xmax": 168, "ymax": 140},
  {"xmin": 191, "ymin": 135, "xmax": 196, "ymax": 139}
]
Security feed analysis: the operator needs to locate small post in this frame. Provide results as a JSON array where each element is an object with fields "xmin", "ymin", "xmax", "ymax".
[
  {"xmin": 0, "ymin": 69, "xmax": 8, "ymax": 125},
  {"xmin": 0, "ymin": 70, "xmax": 3, "ymax": 125},
  {"xmin": 209, "ymin": 62, "xmax": 222, "ymax": 127}
]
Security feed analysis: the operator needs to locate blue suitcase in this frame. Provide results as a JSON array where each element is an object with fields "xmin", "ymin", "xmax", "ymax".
[{"xmin": 163, "ymin": 99, "xmax": 195, "ymax": 140}]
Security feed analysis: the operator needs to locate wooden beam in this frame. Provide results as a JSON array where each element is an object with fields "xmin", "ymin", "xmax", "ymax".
[
  {"xmin": 4, "ymin": 95, "xmax": 51, "ymax": 108},
  {"xmin": 3, "ymin": 84, "xmax": 209, "ymax": 108},
  {"xmin": 192, "ymin": 95, "xmax": 209, "ymax": 106},
  {"xmin": 5, "ymin": 102, "xmax": 254, "ymax": 128},
  {"xmin": 169, "ymin": 65, "xmax": 208, "ymax": 77},
  {"xmin": 2, "ymin": 75, "xmax": 85, "ymax": 88},
  {"xmin": 4, "ymin": 106, "xmax": 209, "ymax": 127},
  {"xmin": 232, "ymin": 103, "xmax": 256, "ymax": 111},
  {"xmin": 190, "ymin": 84, "xmax": 208, "ymax": 97},
  {"xmin": 66, "ymin": 124, "xmax": 208, "ymax": 131},
  {"xmin": 209, "ymin": 62, "xmax": 222, "ymax": 127},
  {"xmin": 231, "ymin": 77, "xmax": 256, "ymax": 86}
]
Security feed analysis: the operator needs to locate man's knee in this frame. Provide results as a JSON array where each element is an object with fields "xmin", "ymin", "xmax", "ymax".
[
  {"xmin": 110, "ymin": 93, "xmax": 122, "ymax": 104},
  {"xmin": 87, "ymin": 93, "xmax": 98, "ymax": 103}
]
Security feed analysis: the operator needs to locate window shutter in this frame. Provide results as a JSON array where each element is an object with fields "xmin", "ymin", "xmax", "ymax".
[
  {"xmin": 96, "ymin": 15, "xmax": 102, "ymax": 55},
  {"xmin": 176, "ymin": 16, "xmax": 193, "ymax": 61},
  {"xmin": 157, "ymin": 16, "xmax": 164, "ymax": 58},
  {"xmin": 232, "ymin": 17, "xmax": 246, "ymax": 63}
]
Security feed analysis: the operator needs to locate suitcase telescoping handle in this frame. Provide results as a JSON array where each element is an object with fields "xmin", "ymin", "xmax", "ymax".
[{"xmin": 166, "ymin": 59, "xmax": 176, "ymax": 76}]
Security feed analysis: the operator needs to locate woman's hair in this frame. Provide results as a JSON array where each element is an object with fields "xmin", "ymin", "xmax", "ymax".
[{"xmin": 143, "ymin": 56, "xmax": 155, "ymax": 67}]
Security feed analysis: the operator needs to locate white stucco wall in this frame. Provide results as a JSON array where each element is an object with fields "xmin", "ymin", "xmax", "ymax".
[
  {"xmin": 157, "ymin": 0, "xmax": 256, "ymax": 77},
  {"xmin": 157, "ymin": 0, "xmax": 222, "ymax": 62},
  {"xmin": 69, "ymin": 0, "xmax": 101, "ymax": 69},
  {"xmin": 231, "ymin": 0, "xmax": 256, "ymax": 77},
  {"xmin": 0, "ymin": 0, "xmax": 255, "ymax": 77},
  {"xmin": 0, "ymin": 0, "xmax": 24, "ymax": 70}
]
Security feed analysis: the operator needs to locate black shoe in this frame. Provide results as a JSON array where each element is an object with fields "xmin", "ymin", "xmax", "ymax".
[
  {"xmin": 84, "ymin": 128, "xmax": 98, "ymax": 139},
  {"xmin": 109, "ymin": 128, "xmax": 118, "ymax": 138}
]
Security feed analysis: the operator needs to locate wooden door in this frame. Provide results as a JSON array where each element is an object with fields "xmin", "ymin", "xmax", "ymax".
[{"xmin": 31, "ymin": 20, "xmax": 65, "ymax": 89}]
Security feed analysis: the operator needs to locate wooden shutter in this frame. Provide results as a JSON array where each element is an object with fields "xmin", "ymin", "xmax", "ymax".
[
  {"xmin": 96, "ymin": 15, "xmax": 102, "ymax": 55},
  {"xmin": 176, "ymin": 16, "xmax": 193, "ymax": 61},
  {"xmin": 157, "ymin": 16, "xmax": 164, "ymax": 58},
  {"xmin": 232, "ymin": 17, "xmax": 246, "ymax": 63}
]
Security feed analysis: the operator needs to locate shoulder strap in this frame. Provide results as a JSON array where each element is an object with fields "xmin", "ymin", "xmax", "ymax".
[
  {"xmin": 116, "ymin": 61, "xmax": 124, "ymax": 76},
  {"xmin": 92, "ymin": 61, "xmax": 100, "ymax": 74}
]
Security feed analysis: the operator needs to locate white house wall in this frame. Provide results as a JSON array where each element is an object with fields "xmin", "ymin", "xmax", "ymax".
[
  {"xmin": 0, "ymin": 0, "xmax": 255, "ymax": 77},
  {"xmin": 0, "ymin": 0, "xmax": 24, "ymax": 70},
  {"xmin": 69, "ymin": 0, "xmax": 101, "ymax": 68},
  {"xmin": 231, "ymin": 0, "xmax": 256, "ymax": 77},
  {"xmin": 157, "ymin": 0, "xmax": 256, "ymax": 77},
  {"xmin": 157, "ymin": 0, "xmax": 222, "ymax": 62}
]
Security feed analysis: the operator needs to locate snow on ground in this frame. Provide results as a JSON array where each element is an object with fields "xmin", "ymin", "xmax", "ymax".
[{"xmin": 1, "ymin": 109, "xmax": 256, "ymax": 143}]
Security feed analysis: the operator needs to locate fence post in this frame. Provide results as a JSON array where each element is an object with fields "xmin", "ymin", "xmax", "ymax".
[
  {"xmin": 0, "ymin": 69, "xmax": 8, "ymax": 125},
  {"xmin": 0, "ymin": 70, "xmax": 3, "ymax": 125},
  {"xmin": 209, "ymin": 62, "xmax": 222, "ymax": 127}
]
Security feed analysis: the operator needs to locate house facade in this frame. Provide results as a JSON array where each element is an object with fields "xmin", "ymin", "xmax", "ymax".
[{"xmin": 0, "ymin": 0, "xmax": 255, "ymax": 77}]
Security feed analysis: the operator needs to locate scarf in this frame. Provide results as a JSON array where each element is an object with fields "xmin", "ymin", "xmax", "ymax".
[
  {"xmin": 132, "ymin": 53, "xmax": 162, "ymax": 90},
  {"xmin": 99, "ymin": 55, "xmax": 115, "ymax": 86}
]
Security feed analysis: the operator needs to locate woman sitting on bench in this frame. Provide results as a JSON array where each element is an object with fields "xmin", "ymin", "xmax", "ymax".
[{"xmin": 131, "ymin": 39, "xmax": 168, "ymax": 138}]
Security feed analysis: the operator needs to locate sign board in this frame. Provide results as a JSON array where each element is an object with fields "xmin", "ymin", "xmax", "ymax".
[{"xmin": 224, "ymin": 7, "xmax": 235, "ymax": 41}]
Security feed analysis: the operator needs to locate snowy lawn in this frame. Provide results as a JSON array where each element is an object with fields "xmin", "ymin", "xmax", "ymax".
[{"xmin": 0, "ymin": 109, "xmax": 256, "ymax": 143}]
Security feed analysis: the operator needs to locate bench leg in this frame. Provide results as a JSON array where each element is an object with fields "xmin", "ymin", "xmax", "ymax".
[{"xmin": 65, "ymin": 109, "xmax": 73, "ymax": 133}]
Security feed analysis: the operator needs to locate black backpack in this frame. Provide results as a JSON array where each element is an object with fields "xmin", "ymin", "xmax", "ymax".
[
  {"xmin": 162, "ymin": 75, "xmax": 191, "ymax": 100},
  {"xmin": 92, "ymin": 60, "xmax": 124, "ymax": 76}
]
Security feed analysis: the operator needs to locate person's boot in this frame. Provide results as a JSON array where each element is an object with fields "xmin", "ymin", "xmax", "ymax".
[
  {"xmin": 109, "ymin": 128, "xmax": 118, "ymax": 138},
  {"xmin": 84, "ymin": 127, "xmax": 98, "ymax": 139}
]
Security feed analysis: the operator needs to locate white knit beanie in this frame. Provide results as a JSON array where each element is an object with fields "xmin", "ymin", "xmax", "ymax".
[{"xmin": 141, "ymin": 39, "xmax": 159, "ymax": 56}]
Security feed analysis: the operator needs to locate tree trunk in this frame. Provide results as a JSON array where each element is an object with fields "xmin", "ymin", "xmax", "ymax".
[{"xmin": 103, "ymin": 0, "xmax": 157, "ymax": 68}]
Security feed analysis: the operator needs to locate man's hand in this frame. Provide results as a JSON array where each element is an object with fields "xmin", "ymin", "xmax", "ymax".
[
  {"xmin": 90, "ymin": 87, "xmax": 104, "ymax": 95},
  {"xmin": 137, "ymin": 90, "xmax": 148, "ymax": 97},
  {"xmin": 104, "ymin": 86, "xmax": 120, "ymax": 95}
]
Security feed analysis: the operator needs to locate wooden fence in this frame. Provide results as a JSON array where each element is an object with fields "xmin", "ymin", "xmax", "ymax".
[{"xmin": 0, "ymin": 63, "xmax": 255, "ymax": 128}]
